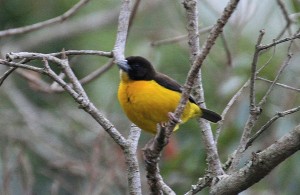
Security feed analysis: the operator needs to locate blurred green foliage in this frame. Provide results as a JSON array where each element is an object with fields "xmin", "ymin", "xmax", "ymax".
[{"xmin": 0, "ymin": 0, "xmax": 300, "ymax": 194}]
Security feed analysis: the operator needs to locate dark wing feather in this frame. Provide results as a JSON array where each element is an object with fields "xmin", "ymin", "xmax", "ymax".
[
  {"xmin": 201, "ymin": 108, "xmax": 222, "ymax": 123},
  {"xmin": 154, "ymin": 72, "xmax": 222, "ymax": 123},
  {"xmin": 153, "ymin": 72, "xmax": 196, "ymax": 104}
]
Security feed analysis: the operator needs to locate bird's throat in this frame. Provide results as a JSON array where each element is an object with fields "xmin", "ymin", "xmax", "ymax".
[{"xmin": 119, "ymin": 70, "xmax": 131, "ymax": 82}]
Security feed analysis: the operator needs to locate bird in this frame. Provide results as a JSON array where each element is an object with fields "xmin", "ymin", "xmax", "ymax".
[{"xmin": 117, "ymin": 56, "xmax": 221, "ymax": 134}]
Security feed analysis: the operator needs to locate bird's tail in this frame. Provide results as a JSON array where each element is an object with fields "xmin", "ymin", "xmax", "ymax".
[{"xmin": 201, "ymin": 108, "xmax": 222, "ymax": 123}]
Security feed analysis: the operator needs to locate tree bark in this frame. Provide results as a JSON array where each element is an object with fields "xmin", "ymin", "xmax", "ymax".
[{"xmin": 211, "ymin": 125, "xmax": 300, "ymax": 195}]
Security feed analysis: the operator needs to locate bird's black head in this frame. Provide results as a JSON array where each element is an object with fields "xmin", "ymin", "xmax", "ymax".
[{"xmin": 117, "ymin": 56, "xmax": 156, "ymax": 81}]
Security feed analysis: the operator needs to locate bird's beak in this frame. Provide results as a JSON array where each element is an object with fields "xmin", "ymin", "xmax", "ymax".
[{"xmin": 117, "ymin": 59, "xmax": 131, "ymax": 72}]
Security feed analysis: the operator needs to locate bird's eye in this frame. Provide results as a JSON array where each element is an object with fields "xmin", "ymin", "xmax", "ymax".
[{"xmin": 133, "ymin": 64, "xmax": 139, "ymax": 68}]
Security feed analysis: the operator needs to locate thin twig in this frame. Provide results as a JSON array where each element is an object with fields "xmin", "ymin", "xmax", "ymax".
[
  {"xmin": 229, "ymin": 28, "xmax": 298, "ymax": 171},
  {"xmin": 50, "ymin": 59, "xmax": 115, "ymax": 93},
  {"xmin": 215, "ymin": 80, "xmax": 250, "ymax": 142},
  {"xmin": 17, "ymin": 69, "xmax": 52, "ymax": 92},
  {"xmin": 0, "ymin": 67, "xmax": 17, "ymax": 86},
  {"xmin": 229, "ymin": 30, "xmax": 266, "ymax": 172},
  {"xmin": 256, "ymin": 77, "xmax": 300, "ymax": 93},
  {"xmin": 246, "ymin": 106, "xmax": 300, "ymax": 149},
  {"xmin": 80, "ymin": 59, "xmax": 114, "ymax": 84},
  {"xmin": 0, "ymin": 0, "xmax": 90, "ymax": 38},
  {"xmin": 48, "ymin": 50, "xmax": 113, "ymax": 58},
  {"xmin": 276, "ymin": 0, "xmax": 293, "ymax": 39},
  {"xmin": 249, "ymin": 30, "xmax": 265, "ymax": 111},
  {"xmin": 211, "ymin": 125, "xmax": 300, "ymax": 194},
  {"xmin": 257, "ymin": 53, "xmax": 292, "ymax": 107},
  {"xmin": 128, "ymin": 0, "xmax": 142, "ymax": 29},
  {"xmin": 259, "ymin": 33, "xmax": 300, "ymax": 51},
  {"xmin": 257, "ymin": 29, "xmax": 297, "ymax": 108},
  {"xmin": 3, "ymin": 51, "xmax": 113, "ymax": 92},
  {"xmin": 0, "ymin": 59, "xmax": 45, "ymax": 74},
  {"xmin": 1, "ymin": 54, "xmax": 129, "ymax": 148},
  {"xmin": 215, "ymin": 42, "xmax": 277, "ymax": 142},
  {"xmin": 220, "ymin": 33, "xmax": 232, "ymax": 66},
  {"xmin": 151, "ymin": 26, "xmax": 213, "ymax": 47}
]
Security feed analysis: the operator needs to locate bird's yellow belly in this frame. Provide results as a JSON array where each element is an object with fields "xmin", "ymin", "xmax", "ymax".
[{"xmin": 118, "ymin": 80, "xmax": 200, "ymax": 133}]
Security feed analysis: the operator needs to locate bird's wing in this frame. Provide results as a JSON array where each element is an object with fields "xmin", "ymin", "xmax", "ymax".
[
  {"xmin": 154, "ymin": 72, "xmax": 222, "ymax": 123},
  {"xmin": 154, "ymin": 72, "xmax": 197, "ymax": 104}
]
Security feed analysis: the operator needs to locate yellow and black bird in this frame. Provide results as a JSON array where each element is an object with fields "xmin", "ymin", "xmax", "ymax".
[{"xmin": 117, "ymin": 56, "xmax": 221, "ymax": 134}]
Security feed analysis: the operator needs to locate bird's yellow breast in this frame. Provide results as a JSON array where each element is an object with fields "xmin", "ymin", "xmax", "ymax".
[{"xmin": 118, "ymin": 71, "xmax": 200, "ymax": 134}]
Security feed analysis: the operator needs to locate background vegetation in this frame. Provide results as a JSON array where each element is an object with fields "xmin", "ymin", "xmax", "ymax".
[{"xmin": 0, "ymin": 0, "xmax": 300, "ymax": 194}]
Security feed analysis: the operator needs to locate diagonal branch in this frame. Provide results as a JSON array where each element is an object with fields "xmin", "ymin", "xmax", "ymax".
[
  {"xmin": 151, "ymin": 26, "xmax": 213, "ymax": 47},
  {"xmin": 0, "ymin": 0, "xmax": 90, "ymax": 38},
  {"xmin": 230, "ymin": 29, "xmax": 297, "ymax": 171},
  {"xmin": 165, "ymin": 0, "xmax": 241, "ymax": 134},
  {"xmin": 211, "ymin": 125, "xmax": 300, "ymax": 195},
  {"xmin": 256, "ymin": 77, "xmax": 300, "ymax": 93},
  {"xmin": 276, "ymin": 0, "xmax": 294, "ymax": 39},
  {"xmin": 165, "ymin": 0, "xmax": 240, "ymax": 177},
  {"xmin": 246, "ymin": 106, "xmax": 300, "ymax": 149}
]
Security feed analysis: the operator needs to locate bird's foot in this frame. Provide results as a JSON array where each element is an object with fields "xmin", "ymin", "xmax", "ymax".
[
  {"xmin": 160, "ymin": 122, "xmax": 168, "ymax": 128},
  {"xmin": 167, "ymin": 112, "xmax": 182, "ymax": 124}
]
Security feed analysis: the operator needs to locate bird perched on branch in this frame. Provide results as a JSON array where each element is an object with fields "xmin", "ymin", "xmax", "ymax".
[{"xmin": 117, "ymin": 56, "xmax": 221, "ymax": 134}]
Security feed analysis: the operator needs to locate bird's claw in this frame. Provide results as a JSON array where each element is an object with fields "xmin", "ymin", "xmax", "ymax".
[{"xmin": 168, "ymin": 112, "xmax": 182, "ymax": 124}]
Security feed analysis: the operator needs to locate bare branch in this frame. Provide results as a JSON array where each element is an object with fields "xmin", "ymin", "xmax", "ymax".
[
  {"xmin": 229, "ymin": 30, "xmax": 266, "ymax": 171},
  {"xmin": 112, "ymin": 1, "xmax": 143, "ymax": 194},
  {"xmin": 256, "ymin": 77, "xmax": 300, "ymax": 93},
  {"xmin": 1, "ymin": 50, "xmax": 113, "ymax": 92},
  {"xmin": 125, "ymin": 124, "xmax": 142, "ymax": 195},
  {"xmin": 4, "ymin": 10, "xmax": 119, "ymax": 52},
  {"xmin": 79, "ymin": 59, "xmax": 114, "ymax": 85},
  {"xmin": 230, "ymin": 27, "xmax": 298, "ymax": 171},
  {"xmin": 249, "ymin": 30, "xmax": 265, "ymax": 111},
  {"xmin": 113, "ymin": 0, "xmax": 133, "ymax": 61},
  {"xmin": 4, "ymin": 2, "xmax": 161, "ymax": 52},
  {"xmin": 128, "ymin": 0, "xmax": 142, "ymax": 29},
  {"xmin": 142, "ymin": 124, "xmax": 174, "ymax": 194},
  {"xmin": 259, "ymin": 32, "xmax": 300, "ymax": 51},
  {"xmin": 48, "ymin": 50, "xmax": 113, "ymax": 58},
  {"xmin": 257, "ymin": 53, "xmax": 292, "ymax": 107},
  {"xmin": 276, "ymin": 0, "xmax": 293, "ymax": 38},
  {"xmin": 59, "ymin": 50, "xmax": 88, "ymax": 99},
  {"xmin": 151, "ymin": 26, "xmax": 213, "ymax": 47},
  {"xmin": 220, "ymin": 33, "xmax": 232, "ymax": 66},
  {"xmin": 215, "ymin": 80, "xmax": 250, "ymax": 141},
  {"xmin": 166, "ymin": 0, "xmax": 241, "ymax": 137},
  {"xmin": 211, "ymin": 125, "xmax": 300, "ymax": 195},
  {"xmin": 0, "ymin": 59, "xmax": 45, "ymax": 74},
  {"xmin": 163, "ymin": 0, "xmax": 240, "ymax": 178},
  {"xmin": 184, "ymin": 176, "xmax": 212, "ymax": 195},
  {"xmin": 246, "ymin": 106, "xmax": 300, "ymax": 149},
  {"xmin": 276, "ymin": 0, "xmax": 293, "ymax": 27},
  {"xmin": 0, "ymin": 0, "xmax": 90, "ymax": 38},
  {"xmin": 183, "ymin": 0, "xmax": 224, "ymax": 176},
  {"xmin": 1, "ymin": 53, "xmax": 129, "ymax": 148}
]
